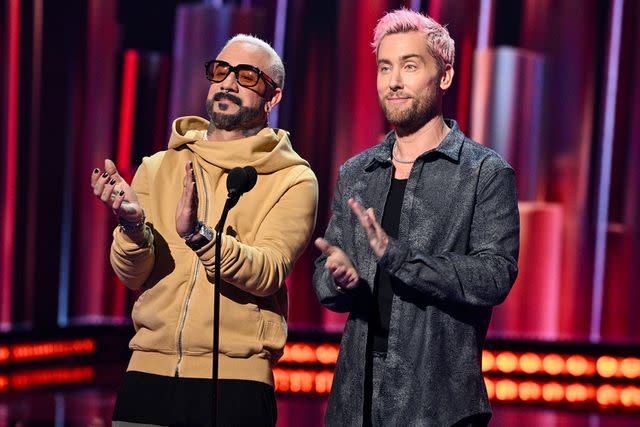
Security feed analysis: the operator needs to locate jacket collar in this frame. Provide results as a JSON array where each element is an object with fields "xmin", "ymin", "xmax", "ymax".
[{"xmin": 365, "ymin": 118, "xmax": 464, "ymax": 170}]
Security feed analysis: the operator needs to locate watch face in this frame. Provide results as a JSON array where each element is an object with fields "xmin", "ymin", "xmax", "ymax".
[
  {"xmin": 186, "ymin": 224, "xmax": 213, "ymax": 251},
  {"xmin": 201, "ymin": 225, "xmax": 214, "ymax": 241}
]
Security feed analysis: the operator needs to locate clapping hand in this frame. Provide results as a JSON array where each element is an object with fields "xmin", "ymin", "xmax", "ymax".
[
  {"xmin": 348, "ymin": 198, "xmax": 388, "ymax": 258},
  {"xmin": 315, "ymin": 238, "xmax": 360, "ymax": 290},
  {"xmin": 91, "ymin": 159, "xmax": 143, "ymax": 224},
  {"xmin": 175, "ymin": 161, "xmax": 199, "ymax": 240}
]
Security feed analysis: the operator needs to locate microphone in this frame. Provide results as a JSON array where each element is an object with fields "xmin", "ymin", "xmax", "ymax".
[{"xmin": 226, "ymin": 166, "xmax": 257, "ymax": 198}]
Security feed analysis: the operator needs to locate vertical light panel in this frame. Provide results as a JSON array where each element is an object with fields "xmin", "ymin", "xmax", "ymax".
[
  {"xmin": 1, "ymin": 0, "xmax": 20, "ymax": 330},
  {"xmin": 24, "ymin": 0, "xmax": 44, "ymax": 327},
  {"xmin": 426, "ymin": 0, "xmax": 481, "ymax": 133},
  {"xmin": 116, "ymin": 50, "xmax": 139, "ymax": 169},
  {"xmin": 151, "ymin": 55, "xmax": 172, "ymax": 153},
  {"xmin": 428, "ymin": 0, "xmax": 443, "ymax": 20},
  {"xmin": 270, "ymin": 0, "xmax": 288, "ymax": 129},
  {"xmin": 476, "ymin": 0, "xmax": 493, "ymax": 50},
  {"xmin": 57, "ymin": 54, "xmax": 77, "ymax": 327},
  {"xmin": 452, "ymin": 12, "xmax": 475, "ymax": 133},
  {"xmin": 53, "ymin": 393, "xmax": 65, "ymax": 427},
  {"xmin": 109, "ymin": 49, "xmax": 139, "ymax": 319},
  {"xmin": 489, "ymin": 202, "xmax": 563, "ymax": 340},
  {"xmin": 470, "ymin": 47, "xmax": 545, "ymax": 200},
  {"xmin": 590, "ymin": 0, "xmax": 624, "ymax": 342}
]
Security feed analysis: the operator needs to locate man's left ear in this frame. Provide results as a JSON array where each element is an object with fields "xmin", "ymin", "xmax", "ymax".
[
  {"xmin": 440, "ymin": 64, "xmax": 454, "ymax": 91},
  {"xmin": 265, "ymin": 87, "xmax": 283, "ymax": 113}
]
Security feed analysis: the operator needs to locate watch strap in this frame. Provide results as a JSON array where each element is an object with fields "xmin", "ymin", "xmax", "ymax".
[{"xmin": 185, "ymin": 222, "xmax": 214, "ymax": 251}]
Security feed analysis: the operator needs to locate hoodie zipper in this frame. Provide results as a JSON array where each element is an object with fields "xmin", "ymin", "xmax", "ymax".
[{"xmin": 175, "ymin": 164, "xmax": 210, "ymax": 377}]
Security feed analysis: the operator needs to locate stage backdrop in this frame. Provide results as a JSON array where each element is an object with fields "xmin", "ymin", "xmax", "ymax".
[{"xmin": 1, "ymin": 0, "xmax": 639, "ymax": 344}]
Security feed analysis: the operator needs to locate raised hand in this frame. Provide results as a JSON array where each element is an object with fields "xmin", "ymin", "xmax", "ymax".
[
  {"xmin": 175, "ymin": 161, "xmax": 199, "ymax": 239},
  {"xmin": 91, "ymin": 159, "xmax": 143, "ymax": 224},
  {"xmin": 315, "ymin": 238, "xmax": 360, "ymax": 290},
  {"xmin": 348, "ymin": 198, "xmax": 388, "ymax": 258}
]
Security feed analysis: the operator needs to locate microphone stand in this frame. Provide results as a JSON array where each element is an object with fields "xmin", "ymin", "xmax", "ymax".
[{"xmin": 212, "ymin": 192, "xmax": 240, "ymax": 427}]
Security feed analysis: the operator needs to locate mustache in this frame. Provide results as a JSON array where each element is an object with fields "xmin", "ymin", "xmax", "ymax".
[
  {"xmin": 213, "ymin": 91, "xmax": 242, "ymax": 106},
  {"xmin": 385, "ymin": 92, "xmax": 411, "ymax": 100}
]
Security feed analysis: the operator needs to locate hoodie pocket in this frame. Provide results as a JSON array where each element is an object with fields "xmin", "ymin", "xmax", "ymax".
[
  {"xmin": 182, "ymin": 280, "xmax": 263, "ymax": 357},
  {"xmin": 258, "ymin": 310, "xmax": 287, "ymax": 361}
]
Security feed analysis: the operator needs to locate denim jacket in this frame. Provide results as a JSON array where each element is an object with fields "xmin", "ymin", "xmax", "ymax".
[{"xmin": 313, "ymin": 119, "xmax": 519, "ymax": 426}]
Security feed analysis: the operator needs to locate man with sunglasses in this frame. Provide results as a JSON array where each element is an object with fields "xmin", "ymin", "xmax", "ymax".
[{"xmin": 91, "ymin": 34, "xmax": 318, "ymax": 426}]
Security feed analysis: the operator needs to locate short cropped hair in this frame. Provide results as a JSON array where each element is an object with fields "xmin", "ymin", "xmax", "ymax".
[
  {"xmin": 224, "ymin": 34, "xmax": 285, "ymax": 89},
  {"xmin": 371, "ymin": 8, "xmax": 455, "ymax": 72}
]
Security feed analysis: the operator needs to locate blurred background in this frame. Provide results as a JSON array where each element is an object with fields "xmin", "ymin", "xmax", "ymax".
[{"xmin": 1, "ymin": 0, "xmax": 639, "ymax": 425}]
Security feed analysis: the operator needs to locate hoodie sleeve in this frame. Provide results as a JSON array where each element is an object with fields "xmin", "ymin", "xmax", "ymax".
[
  {"xmin": 110, "ymin": 160, "xmax": 156, "ymax": 290},
  {"xmin": 196, "ymin": 167, "xmax": 318, "ymax": 297}
]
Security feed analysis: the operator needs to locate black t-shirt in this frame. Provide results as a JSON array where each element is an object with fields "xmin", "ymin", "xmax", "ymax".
[{"xmin": 371, "ymin": 177, "xmax": 407, "ymax": 353}]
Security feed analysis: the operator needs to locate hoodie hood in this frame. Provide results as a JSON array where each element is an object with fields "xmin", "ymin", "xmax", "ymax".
[{"xmin": 168, "ymin": 116, "xmax": 309, "ymax": 174}]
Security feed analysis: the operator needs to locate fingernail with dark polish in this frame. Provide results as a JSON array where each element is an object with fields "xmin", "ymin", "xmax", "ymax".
[
  {"xmin": 119, "ymin": 190, "xmax": 125, "ymax": 196},
  {"xmin": 109, "ymin": 179, "xmax": 116, "ymax": 185},
  {"xmin": 93, "ymin": 168, "xmax": 99, "ymax": 174},
  {"xmin": 102, "ymin": 172, "xmax": 109, "ymax": 178}
]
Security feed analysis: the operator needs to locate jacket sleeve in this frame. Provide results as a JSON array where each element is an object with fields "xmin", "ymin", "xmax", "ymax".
[
  {"xmin": 110, "ymin": 161, "xmax": 155, "ymax": 290},
  {"xmin": 312, "ymin": 167, "xmax": 358, "ymax": 313},
  {"xmin": 197, "ymin": 168, "xmax": 318, "ymax": 297},
  {"xmin": 378, "ymin": 167, "xmax": 519, "ymax": 308}
]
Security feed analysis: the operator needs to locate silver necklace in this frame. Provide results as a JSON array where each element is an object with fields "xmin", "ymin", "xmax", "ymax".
[{"xmin": 392, "ymin": 144, "xmax": 415, "ymax": 164}]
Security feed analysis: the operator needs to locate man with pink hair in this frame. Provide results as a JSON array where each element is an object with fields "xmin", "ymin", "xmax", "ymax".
[{"xmin": 313, "ymin": 9, "xmax": 519, "ymax": 426}]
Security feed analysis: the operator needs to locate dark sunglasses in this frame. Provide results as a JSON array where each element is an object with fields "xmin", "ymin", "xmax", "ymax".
[{"xmin": 205, "ymin": 60, "xmax": 278, "ymax": 89}]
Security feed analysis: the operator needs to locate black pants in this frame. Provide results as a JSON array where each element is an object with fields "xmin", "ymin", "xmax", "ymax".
[{"xmin": 112, "ymin": 371, "xmax": 277, "ymax": 427}]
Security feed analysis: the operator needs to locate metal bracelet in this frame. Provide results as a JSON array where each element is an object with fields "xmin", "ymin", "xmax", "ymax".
[{"xmin": 119, "ymin": 210, "xmax": 146, "ymax": 233}]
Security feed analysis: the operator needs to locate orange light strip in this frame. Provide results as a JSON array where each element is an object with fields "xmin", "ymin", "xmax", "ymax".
[
  {"xmin": 273, "ymin": 367, "xmax": 640, "ymax": 409},
  {"xmin": 0, "ymin": 366, "xmax": 94, "ymax": 393},
  {"xmin": 279, "ymin": 343, "xmax": 340, "ymax": 365},
  {"xmin": 273, "ymin": 368, "xmax": 334, "ymax": 394},
  {"xmin": 482, "ymin": 350, "xmax": 640, "ymax": 380},
  {"xmin": 279, "ymin": 343, "xmax": 640, "ymax": 381},
  {"xmin": 0, "ymin": 338, "xmax": 96, "ymax": 364},
  {"xmin": 484, "ymin": 377, "xmax": 640, "ymax": 408}
]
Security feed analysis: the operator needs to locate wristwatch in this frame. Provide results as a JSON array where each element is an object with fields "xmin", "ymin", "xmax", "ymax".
[{"xmin": 184, "ymin": 220, "xmax": 214, "ymax": 250}]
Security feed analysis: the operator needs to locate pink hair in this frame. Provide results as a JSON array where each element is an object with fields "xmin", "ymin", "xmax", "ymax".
[{"xmin": 371, "ymin": 8, "xmax": 455, "ymax": 70}]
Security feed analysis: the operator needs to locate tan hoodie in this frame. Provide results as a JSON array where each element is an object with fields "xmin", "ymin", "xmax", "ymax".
[{"xmin": 110, "ymin": 116, "xmax": 318, "ymax": 386}]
